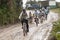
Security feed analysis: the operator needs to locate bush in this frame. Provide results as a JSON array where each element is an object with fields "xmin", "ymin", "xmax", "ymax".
[
  {"xmin": 51, "ymin": 20, "xmax": 60, "ymax": 40},
  {"xmin": 56, "ymin": 34, "xmax": 60, "ymax": 40},
  {"xmin": 0, "ymin": 0, "xmax": 22, "ymax": 25}
]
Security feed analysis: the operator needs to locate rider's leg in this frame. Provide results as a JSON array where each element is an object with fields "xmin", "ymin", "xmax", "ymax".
[
  {"xmin": 23, "ymin": 30, "xmax": 25, "ymax": 36},
  {"xmin": 26, "ymin": 20, "xmax": 29, "ymax": 32},
  {"xmin": 21, "ymin": 19, "xmax": 25, "ymax": 26},
  {"xmin": 21, "ymin": 20, "xmax": 23, "ymax": 26},
  {"xmin": 41, "ymin": 16, "xmax": 44, "ymax": 23},
  {"xmin": 46, "ymin": 14, "xmax": 47, "ymax": 20},
  {"xmin": 21, "ymin": 19, "xmax": 24, "ymax": 29},
  {"xmin": 30, "ymin": 17, "xmax": 32, "ymax": 23},
  {"xmin": 36, "ymin": 22, "xmax": 38, "ymax": 26}
]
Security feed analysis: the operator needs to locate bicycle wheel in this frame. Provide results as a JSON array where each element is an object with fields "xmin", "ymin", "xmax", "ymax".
[
  {"xmin": 40, "ymin": 16, "xmax": 44, "ymax": 23},
  {"xmin": 23, "ymin": 22, "xmax": 27, "ymax": 36},
  {"xmin": 36, "ymin": 22, "xmax": 38, "ymax": 26}
]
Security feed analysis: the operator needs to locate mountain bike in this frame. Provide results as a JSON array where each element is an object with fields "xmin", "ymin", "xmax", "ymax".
[
  {"xmin": 40, "ymin": 16, "xmax": 44, "ymax": 23},
  {"xmin": 34, "ymin": 17, "xmax": 39, "ymax": 26},
  {"xmin": 23, "ymin": 22, "xmax": 27, "ymax": 36}
]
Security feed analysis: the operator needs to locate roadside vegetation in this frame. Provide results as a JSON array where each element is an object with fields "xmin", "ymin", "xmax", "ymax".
[
  {"xmin": 51, "ymin": 8, "xmax": 60, "ymax": 13},
  {"xmin": 0, "ymin": 0, "xmax": 22, "ymax": 26},
  {"xmin": 50, "ymin": 8, "xmax": 60, "ymax": 40}
]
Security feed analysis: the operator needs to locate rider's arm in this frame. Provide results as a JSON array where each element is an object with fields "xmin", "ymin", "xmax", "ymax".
[
  {"xmin": 19, "ymin": 12, "xmax": 23, "ymax": 20},
  {"xmin": 26, "ymin": 13, "xmax": 28, "ymax": 17},
  {"xmin": 26, "ymin": 13, "xmax": 29, "ymax": 19}
]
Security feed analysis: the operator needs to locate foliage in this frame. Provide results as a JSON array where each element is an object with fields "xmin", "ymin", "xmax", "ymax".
[
  {"xmin": 51, "ymin": 8, "xmax": 60, "ymax": 40},
  {"xmin": 56, "ymin": 34, "xmax": 60, "ymax": 40},
  {"xmin": 0, "ymin": 0, "xmax": 22, "ymax": 25},
  {"xmin": 52, "ymin": 20, "xmax": 60, "ymax": 34},
  {"xmin": 51, "ymin": 8, "xmax": 60, "ymax": 13}
]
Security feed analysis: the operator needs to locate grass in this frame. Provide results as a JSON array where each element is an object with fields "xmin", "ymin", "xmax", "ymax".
[
  {"xmin": 51, "ymin": 8, "xmax": 60, "ymax": 13},
  {"xmin": 56, "ymin": 34, "xmax": 60, "ymax": 40},
  {"xmin": 51, "ymin": 8, "xmax": 60, "ymax": 40},
  {"xmin": 52, "ymin": 21, "xmax": 60, "ymax": 40}
]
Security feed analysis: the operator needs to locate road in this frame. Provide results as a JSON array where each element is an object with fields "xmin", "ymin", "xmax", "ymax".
[
  {"xmin": 22, "ymin": 11, "xmax": 58, "ymax": 40},
  {"xmin": 0, "ymin": 11, "xmax": 58, "ymax": 40}
]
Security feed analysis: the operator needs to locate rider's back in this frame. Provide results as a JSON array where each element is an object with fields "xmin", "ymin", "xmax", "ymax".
[
  {"xmin": 34, "ymin": 10, "xmax": 39, "ymax": 18},
  {"xmin": 39, "ymin": 11, "xmax": 42, "ymax": 15},
  {"xmin": 41, "ymin": 11, "xmax": 45, "ymax": 16},
  {"xmin": 45, "ymin": 9, "xmax": 48, "ymax": 14},
  {"xmin": 21, "ymin": 12, "xmax": 27, "ymax": 20}
]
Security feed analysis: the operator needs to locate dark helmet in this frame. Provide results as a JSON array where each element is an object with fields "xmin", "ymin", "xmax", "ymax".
[
  {"xmin": 23, "ymin": 9, "xmax": 26, "ymax": 13},
  {"xmin": 29, "ymin": 12, "xmax": 31, "ymax": 14}
]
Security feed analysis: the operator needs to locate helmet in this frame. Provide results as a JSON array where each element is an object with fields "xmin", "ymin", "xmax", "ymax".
[{"xmin": 23, "ymin": 9, "xmax": 26, "ymax": 13}]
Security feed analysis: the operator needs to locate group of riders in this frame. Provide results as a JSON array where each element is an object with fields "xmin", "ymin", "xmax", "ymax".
[{"xmin": 19, "ymin": 7, "xmax": 50, "ymax": 36}]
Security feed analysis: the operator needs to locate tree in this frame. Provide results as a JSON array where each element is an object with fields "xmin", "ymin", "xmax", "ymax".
[{"xmin": 0, "ymin": 0, "xmax": 22, "ymax": 25}]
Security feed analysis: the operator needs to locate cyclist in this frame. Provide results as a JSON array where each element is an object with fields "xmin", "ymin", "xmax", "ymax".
[
  {"xmin": 34, "ymin": 9, "xmax": 39, "ymax": 18},
  {"xmin": 34, "ymin": 16, "xmax": 39, "ymax": 26},
  {"xmin": 19, "ymin": 9, "xmax": 29, "ymax": 36},
  {"xmin": 42, "ymin": 7, "xmax": 46, "ymax": 20},
  {"xmin": 47, "ymin": 6, "xmax": 50, "ymax": 13},
  {"xmin": 44, "ymin": 6, "xmax": 50, "ymax": 20},
  {"xmin": 42, "ymin": 7, "xmax": 45, "ymax": 11},
  {"xmin": 38, "ymin": 9, "xmax": 42, "ymax": 19},
  {"xmin": 42, "ymin": 9, "xmax": 45, "ymax": 17},
  {"xmin": 45, "ymin": 7, "xmax": 49, "ymax": 20},
  {"xmin": 39, "ymin": 8, "xmax": 46, "ymax": 23},
  {"xmin": 38, "ymin": 9, "xmax": 43, "ymax": 23},
  {"xmin": 29, "ymin": 12, "xmax": 33, "ymax": 23}
]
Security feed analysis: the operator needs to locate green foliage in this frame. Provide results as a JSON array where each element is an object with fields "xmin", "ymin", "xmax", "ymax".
[
  {"xmin": 0, "ymin": 0, "xmax": 22, "ymax": 25},
  {"xmin": 51, "ymin": 8, "xmax": 60, "ymax": 13},
  {"xmin": 50, "ymin": 8, "xmax": 60, "ymax": 40},
  {"xmin": 53, "ymin": 21, "xmax": 60, "ymax": 32},
  {"xmin": 52, "ymin": 20, "xmax": 60, "ymax": 40},
  {"xmin": 56, "ymin": 34, "xmax": 60, "ymax": 40}
]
